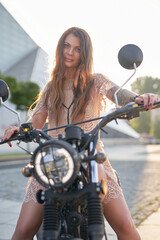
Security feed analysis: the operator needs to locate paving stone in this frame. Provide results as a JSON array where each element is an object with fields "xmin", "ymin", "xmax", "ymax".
[{"xmin": 0, "ymin": 143, "xmax": 160, "ymax": 239}]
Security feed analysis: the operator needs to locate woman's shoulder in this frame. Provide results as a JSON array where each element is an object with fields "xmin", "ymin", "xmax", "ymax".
[
  {"xmin": 42, "ymin": 81, "xmax": 51, "ymax": 92},
  {"xmin": 92, "ymin": 73, "xmax": 111, "ymax": 88},
  {"xmin": 40, "ymin": 81, "xmax": 52, "ymax": 98}
]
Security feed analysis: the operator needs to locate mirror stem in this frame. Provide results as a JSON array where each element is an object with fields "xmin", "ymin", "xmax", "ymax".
[
  {"xmin": 114, "ymin": 63, "xmax": 137, "ymax": 108},
  {"xmin": 0, "ymin": 98, "xmax": 21, "ymax": 127}
]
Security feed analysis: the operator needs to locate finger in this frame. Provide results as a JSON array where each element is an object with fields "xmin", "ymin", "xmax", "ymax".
[
  {"xmin": 152, "ymin": 94, "xmax": 160, "ymax": 103},
  {"xmin": 148, "ymin": 95, "xmax": 160, "ymax": 109},
  {"xmin": 135, "ymin": 94, "xmax": 160, "ymax": 109},
  {"xmin": 4, "ymin": 127, "xmax": 19, "ymax": 140},
  {"xmin": 135, "ymin": 94, "xmax": 150, "ymax": 109},
  {"xmin": 143, "ymin": 94, "xmax": 150, "ymax": 107},
  {"xmin": 8, "ymin": 142, "xmax": 12, "ymax": 147},
  {"xmin": 3, "ymin": 131, "xmax": 14, "ymax": 141},
  {"xmin": 134, "ymin": 96, "xmax": 144, "ymax": 105},
  {"xmin": 1, "ymin": 137, "xmax": 12, "ymax": 147}
]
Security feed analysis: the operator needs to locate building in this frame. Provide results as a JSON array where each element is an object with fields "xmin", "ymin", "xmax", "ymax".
[
  {"xmin": 0, "ymin": 2, "xmax": 50, "ymax": 88},
  {"xmin": 0, "ymin": 3, "xmax": 50, "ymax": 134}
]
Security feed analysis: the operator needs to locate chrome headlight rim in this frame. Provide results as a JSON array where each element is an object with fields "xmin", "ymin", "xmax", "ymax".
[{"xmin": 31, "ymin": 139, "xmax": 80, "ymax": 189}]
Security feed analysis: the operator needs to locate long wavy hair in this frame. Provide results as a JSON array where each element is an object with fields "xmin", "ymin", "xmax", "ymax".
[{"xmin": 34, "ymin": 27, "xmax": 94, "ymax": 125}]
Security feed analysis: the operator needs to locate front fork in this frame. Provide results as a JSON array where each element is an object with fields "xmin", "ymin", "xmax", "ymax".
[
  {"xmin": 87, "ymin": 142, "xmax": 105, "ymax": 240},
  {"xmin": 43, "ymin": 198, "xmax": 59, "ymax": 240}
]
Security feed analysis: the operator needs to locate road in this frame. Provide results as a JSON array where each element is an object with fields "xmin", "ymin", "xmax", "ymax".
[
  {"xmin": 104, "ymin": 142, "xmax": 160, "ymax": 225},
  {"xmin": 0, "ymin": 142, "xmax": 160, "ymax": 239}
]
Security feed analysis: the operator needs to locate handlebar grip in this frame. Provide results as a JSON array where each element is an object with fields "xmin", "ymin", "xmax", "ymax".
[
  {"xmin": 10, "ymin": 132, "xmax": 19, "ymax": 139},
  {"xmin": 0, "ymin": 132, "xmax": 19, "ymax": 145},
  {"xmin": 152, "ymin": 101, "xmax": 160, "ymax": 109},
  {"xmin": 138, "ymin": 100, "xmax": 160, "ymax": 112}
]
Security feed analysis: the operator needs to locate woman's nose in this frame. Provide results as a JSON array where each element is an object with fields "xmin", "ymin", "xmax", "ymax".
[{"xmin": 68, "ymin": 47, "xmax": 74, "ymax": 55}]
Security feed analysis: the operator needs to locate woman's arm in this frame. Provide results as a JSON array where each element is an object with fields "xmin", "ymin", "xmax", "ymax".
[
  {"xmin": 107, "ymin": 84, "xmax": 160, "ymax": 109},
  {"xmin": 95, "ymin": 74, "xmax": 160, "ymax": 108},
  {"xmin": 31, "ymin": 112, "xmax": 47, "ymax": 129},
  {"xmin": 107, "ymin": 85, "xmax": 136, "ymax": 106},
  {"xmin": 94, "ymin": 73, "xmax": 137, "ymax": 106}
]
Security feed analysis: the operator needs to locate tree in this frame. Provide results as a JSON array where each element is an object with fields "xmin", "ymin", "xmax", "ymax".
[
  {"xmin": 10, "ymin": 81, "xmax": 40, "ymax": 111},
  {"xmin": 4, "ymin": 76, "xmax": 18, "ymax": 92},
  {"xmin": 0, "ymin": 71, "xmax": 4, "ymax": 79},
  {"xmin": 131, "ymin": 76, "xmax": 160, "ymax": 95},
  {"xmin": 130, "ymin": 111, "xmax": 151, "ymax": 133},
  {"xmin": 151, "ymin": 117, "xmax": 160, "ymax": 139},
  {"xmin": 0, "ymin": 72, "xmax": 40, "ymax": 111},
  {"xmin": 130, "ymin": 76, "xmax": 160, "ymax": 136}
]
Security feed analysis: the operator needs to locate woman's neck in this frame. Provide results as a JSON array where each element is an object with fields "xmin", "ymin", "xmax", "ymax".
[{"xmin": 64, "ymin": 68, "xmax": 76, "ymax": 80}]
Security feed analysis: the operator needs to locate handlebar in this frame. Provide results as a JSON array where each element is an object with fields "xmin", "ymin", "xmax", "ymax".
[
  {"xmin": 1, "ymin": 101, "xmax": 160, "ymax": 146},
  {"xmin": 0, "ymin": 128, "xmax": 52, "ymax": 145},
  {"xmin": 43, "ymin": 101, "xmax": 160, "ymax": 134},
  {"xmin": 99, "ymin": 100, "xmax": 160, "ymax": 128}
]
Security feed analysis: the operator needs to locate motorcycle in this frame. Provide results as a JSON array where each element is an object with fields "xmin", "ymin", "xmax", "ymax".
[{"xmin": 0, "ymin": 44, "xmax": 160, "ymax": 240}]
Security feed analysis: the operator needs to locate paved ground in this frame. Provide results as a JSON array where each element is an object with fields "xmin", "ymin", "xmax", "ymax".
[
  {"xmin": 104, "ymin": 142, "xmax": 160, "ymax": 226},
  {"xmin": 0, "ymin": 141, "xmax": 160, "ymax": 239},
  {"xmin": 137, "ymin": 207, "xmax": 160, "ymax": 240}
]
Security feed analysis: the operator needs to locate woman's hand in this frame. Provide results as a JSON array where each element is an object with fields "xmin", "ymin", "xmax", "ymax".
[
  {"xmin": 1, "ymin": 126, "xmax": 20, "ymax": 147},
  {"xmin": 134, "ymin": 93, "xmax": 160, "ymax": 110}
]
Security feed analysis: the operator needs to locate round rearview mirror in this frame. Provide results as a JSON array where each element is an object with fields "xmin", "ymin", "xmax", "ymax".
[
  {"xmin": 118, "ymin": 44, "xmax": 143, "ymax": 69},
  {"xmin": 0, "ymin": 79, "xmax": 9, "ymax": 102}
]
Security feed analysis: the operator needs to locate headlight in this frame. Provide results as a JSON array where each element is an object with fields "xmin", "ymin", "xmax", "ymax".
[{"xmin": 32, "ymin": 140, "xmax": 80, "ymax": 189}]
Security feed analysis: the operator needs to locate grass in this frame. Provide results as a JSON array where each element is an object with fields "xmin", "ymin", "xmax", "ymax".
[{"xmin": 0, "ymin": 153, "xmax": 29, "ymax": 159}]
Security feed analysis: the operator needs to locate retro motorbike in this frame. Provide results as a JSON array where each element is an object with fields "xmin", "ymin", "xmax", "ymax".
[{"xmin": 0, "ymin": 44, "xmax": 160, "ymax": 240}]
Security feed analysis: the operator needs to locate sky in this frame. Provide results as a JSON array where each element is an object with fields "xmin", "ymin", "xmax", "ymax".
[{"xmin": 1, "ymin": 0, "xmax": 160, "ymax": 90}]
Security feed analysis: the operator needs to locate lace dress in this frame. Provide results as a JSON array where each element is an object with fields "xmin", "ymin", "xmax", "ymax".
[{"xmin": 24, "ymin": 73, "xmax": 123, "ymax": 204}]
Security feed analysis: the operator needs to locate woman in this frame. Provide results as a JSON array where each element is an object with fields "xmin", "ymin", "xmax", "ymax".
[{"xmin": 3, "ymin": 27, "xmax": 159, "ymax": 240}]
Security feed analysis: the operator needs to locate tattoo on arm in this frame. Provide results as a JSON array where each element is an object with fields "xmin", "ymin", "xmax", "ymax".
[{"xmin": 107, "ymin": 86, "xmax": 136, "ymax": 106}]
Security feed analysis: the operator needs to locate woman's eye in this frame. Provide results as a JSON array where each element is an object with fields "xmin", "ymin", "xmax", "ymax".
[
  {"xmin": 64, "ymin": 43, "xmax": 69, "ymax": 48},
  {"xmin": 76, "ymin": 47, "xmax": 81, "ymax": 53}
]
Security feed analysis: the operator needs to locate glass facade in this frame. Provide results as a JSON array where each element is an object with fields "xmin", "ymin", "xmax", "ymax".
[
  {"xmin": 0, "ymin": 3, "xmax": 50, "ymax": 136},
  {"xmin": 0, "ymin": 3, "xmax": 37, "ymax": 72}
]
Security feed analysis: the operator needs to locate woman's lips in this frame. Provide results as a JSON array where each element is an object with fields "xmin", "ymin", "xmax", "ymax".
[{"xmin": 65, "ymin": 58, "xmax": 73, "ymax": 62}]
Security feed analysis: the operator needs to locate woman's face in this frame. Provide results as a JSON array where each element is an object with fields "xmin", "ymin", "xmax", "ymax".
[{"xmin": 63, "ymin": 33, "xmax": 81, "ymax": 68}]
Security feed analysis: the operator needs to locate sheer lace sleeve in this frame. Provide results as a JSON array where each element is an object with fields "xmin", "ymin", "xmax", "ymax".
[
  {"xmin": 32, "ymin": 85, "xmax": 48, "ymax": 117},
  {"xmin": 94, "ymin": 73, "xmax": 115, "ymax": 96},
  {"xmin": 94, "ymin": 73, "xmax": 136, "ymax": 108},
  {"xmin": 94, "ymin": 73, "xmax": 116, "ymax": 111}
]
